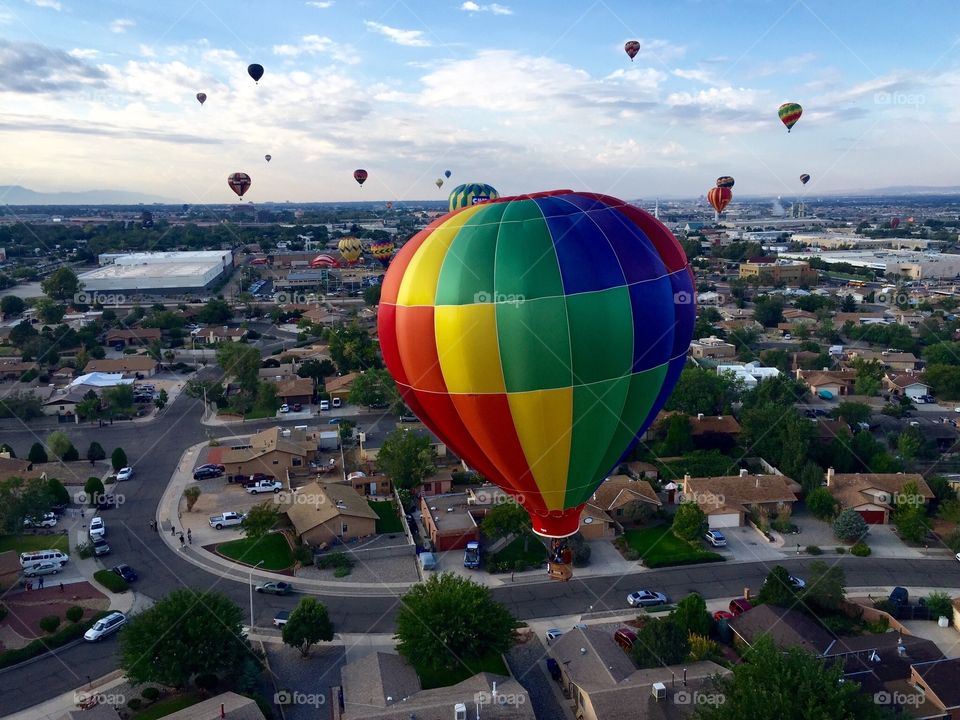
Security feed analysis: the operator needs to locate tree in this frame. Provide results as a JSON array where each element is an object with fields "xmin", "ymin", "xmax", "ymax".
[
  {"xmin": 348, "ymin": 368, "xmax": 399, "ymax": 407},
  {"xmin": 297, "ymin": 358, "xmax": 337, "ymax": 385},
  {"xmin": 103, "ymin": 384, "xmax": 135, "ymax": 417},
  {"xmin": 63, "ymin": 445, "xmax": 79, "ymax": 461},
  {"xmin": 671, "ymin": 592, "xmax": 711, "ymax": 636},
  {"xmin": 832, "ymin": 508, "xmax": 868, "ymax": 542},
  {"xmin": 757, "ymin": 565, "xmax": 798, "ymax": 607},
  {"xmin": 111, "ymin": 447, "xmax": 127, "ymax": 472},
  {"xmin": 840, "ymin": 294, "xmax": 857, "ymax": 312},
  {"xmin": 695, "ymin": 636, "xmax": 888, "ymax": 720},
  {"xmin": 154, "ymin": 388, "xmax": 168, "ymax": 410},
  {"xmin": 752, "ymin": 296, "xmax": 784, "ymax": 327},
  {"xmin": 183, "ymin": 485, "xmax": 201, "ymax": 511},
  {"xmin": 8, "ymin": 321, "xmax": 37, "ymax": 347},
  {"xmin": 395, "ymin": 573, "xmax": 516, "ymax": 671},
  {"xmin": 34, "ymin": 298, "xmax": 66, "ymax": 325},
  {"xmin": 28, "ymin": 442, "xmax": 48, "ymax": 464},
  {"xmin": 851, "ymin": 358, "xmax": 884, "ymax": 397},
  {"xmin": 363, "ymin": 283, "xmax": 382, "ymax": 306},
  {"xmin": 481, "ymin": 501, "xmax": 532, "ymax": 542},
  {"xmin": 119, "ymin": 589, "xmax": 253, "ymax": 688},
  {"xmin": 0, "ymin": 295, "xmax": 25, "ymax": 318},
  {"xmin": 739, "ymin": 405, "xmax": 812, "ymax": 478},
  {"xmin": 46, "ymin": 431, "xmax": 72, "ymax": 460},
  {"xmin": 666, "ymin": 367, "xmax": 741, "ymax": 415},
  {"xmin": 376, "ymin": 428, "xmax": 436, "ymax": 490},
  {"xmin": 255, "ymin": 381, "xmax": 277, "ymax": 412},
  {"xmin": 892, "ymin": 480, "xmax": 928, "ymax": 544},
  {"xmin": 339, "ymin": 419, "xmax": 355, "ymax": 442},
  {"xmin": 567, "ymin": 532, "xmax": 591, "ymax": 566},
  {"xmin": 217, "ymin": 342, "xmax": 261, "ymax": 393},
  {"xmin": 83, "ymin": 476, "xmax": 104, "ymax": 506},
  {"xmin": 805, "ymin": 487, "xmax": 838, "ymax": 520},
  {"xmin": 242, "ymin": 502, "xmax": 280, "ymax": 539},
  {"xmin": 46, "ymin": 478, "xmax": 70, "ymax": 506},
  {"xmin": 672, "ymin": 501, "xmax": 706, "ymax": 542},
  {"xmin": 41, "ymin": 266, "xmax": 80, "ymax": 302},
  {"xmin": 659, "ymin": 414, "xmax": 693, "ymax": 456},
  {"xmin": 831, "ymin": 401, "xmax": 871, "ymax": 427},
  {"xmin": 86, "ymin": 441, "xmax": 106, "ymax": 464},
  {"xmin": 632, "ymin": 617, "xmax": 690, "ymax": 668},
  {"xmin": 803, "ymin": 560, "xmax": 846, "ymax": 612},
  {"xmin": 327, "ymin": 322, "xmax": 379, "ymax": 371},
  {"xmin": 184, "ymin": 379, "xmax": 225, "ymax": 406},
  {"xmin": 281, "ymin": 597, "xmax": 334, "ymax": 657},
  {"xmin": 197, "ymin": 298, "xmax": 233, "ymax": 324}
]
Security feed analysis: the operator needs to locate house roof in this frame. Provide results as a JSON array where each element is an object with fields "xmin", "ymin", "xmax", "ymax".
[
  {"xmin": 84, "ymin": 357, "xmax": 158, "ymax": 373},
  {"xmin": 341, "ymin": 651, "xmax": 420, "ymax": 711},
  {"xmin": 550, "ymin": 626, "xmax": 640, "ymax": 689},
  {"xmin": 285, "ymin": 481, "xmax": 378, "ymax": 535},
  {"xmin": 689, "ymin": 414, "xmax": 741, "ymax": 435},
  {"xmin": 585, "ymin": 663, "xmax": 730, "ymax": 720},
  {"xmin": 325, "ymin": 372, "xmax": 359, "ymax": 393},
  {"xmin": 834, "ymin": 633, "xmax": 943, "ymax": 683},
  {"xmin": 729, "ymin": 604, "xmax": 835, "ymax": 656},
  {"xmin": 68, "ymin": 372, "xmax": 134, "ymax": 388},
  {"xmin": 161, "ymin": 691, "xmax": 265, "ymax": 720},
  {"xmin": 589, "ymin": 475, "xmax": 661, "ymax": 512},
  {"xmin": 683, "ymin": 474, "xmax": 798, "ymax": 511},
  {"xmin": 912, "ymin": 658, "xmax": 960, "ymax": 709},
  {"xmin": 848, "ymin": 349, "xmax": 919, "ymax": 364},
  {"xmin": 274, "ymin": 376, "xmax": 314, "ymax": 398},
  {"xmin": 105, "ymin": 328, "xmax": 161, "ymax": 341},
  {"xmin": 815, "ymin": 419, "xmax": 852, "ymax": 441},
  {"xmin": 828, "ymin": 472, "xmax": 933, "ymax": 513},
  {"xmin": 220, "ymin": 426, "xmax": 317, "ymax": 465},
  {"xmin": 887, "ymin": 373, "xmax": 928, "ymax": 389},
  {"xmin": 199, "ymin": 325, "xmax": 247, "ymax": 339},
  {"xmin": 796, "ymin": 369, "xmax": 857, "ymax": 386}
]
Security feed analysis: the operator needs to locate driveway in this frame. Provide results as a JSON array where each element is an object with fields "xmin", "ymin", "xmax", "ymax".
[{"xmin": 709, "ymin": 525, "xmax": 785, "ymax": 563}]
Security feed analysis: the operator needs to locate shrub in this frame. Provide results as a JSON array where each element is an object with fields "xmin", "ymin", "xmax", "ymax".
[
  {"xmin": 864, "ymin": 617, "xmax": 889, "ymax": 634},
  {"xmin": 93, "ymin": 569, "xmax": 128, "ymax": 593},
  {"xmin": 945, "ymin": 530, "xmax": 960, "ymax": 553},
  {"xmin": 39, "ymin": 615, "xmax": 61, "ymax": 633},
  {"xmin": 806, "ymin": 486, "xmax": 839, "ymax": 520},
  {"xmin": 76, "ymin": 541, "xmax": 93, "ymax": 559},
  {"xmin": 65, "ymin": 606, "xmax": 84, "ymax": 623},
  {"xmin": 333, "ymin": 565, "xmax": 352, "ymax": 578},
  {"xmin": 294, "ymin": 545, "xmax": 312, "ymax": 564},
  {"xmin": 835, "ymin": 547, "xmax": 846, "ymax": 554},
  {"xmin": 195, "ymin": 673, "xmax": 219, "ymax": 691},
  {"xmin": 317, "ymin": 552, "xmax": 353, "ymax": 570},
  {"xmin": 806, "ymin": 545, "xmax": 823, "ymax": 555},
  {"xmin": 624, "ymin": 549, "xmax": 641, "ymax": 561},
  {"xmin": 183, "ymin": 485, "xmax": 201, "ymax": 511},
  {"xmin": 127, "ymin": 698, "xmax": 142, "ymax": 711},
  {"xmin": 141, "ymin": 687, "xmax": 160, "ymax": 702},
  {"xmin": 833, "ymin": 509, "xmax": 868, "ymax": 542},
  {"xmin": 62, "ymin": 445, "xmax": 79, "ymax": 462},
  {"xmin": 687, "ymin": 633, "xmax": 720, "ymax": 662},
  {"xmin": 850, "ymin": 542, "xmax": 871, "ymax": 557},
  {"xmin": 927, "ymin": 591, "xmax": 953, "ymax": 621}
]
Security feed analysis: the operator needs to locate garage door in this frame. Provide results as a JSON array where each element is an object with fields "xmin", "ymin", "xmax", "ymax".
[
  {"xmin": 709, "ymin": 513, "xmax": 740, "ymax": 528},
  {"xmin": 858, "ymin": 510, "xmax": 886, "ymax": 525}
]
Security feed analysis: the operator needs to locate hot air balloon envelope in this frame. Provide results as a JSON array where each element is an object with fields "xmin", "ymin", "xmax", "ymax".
[
  {"xmin": 196, "ymin": 92, "xmax": 206, "ymax": 105},
  {"xmin": 778, "ymin": 102, "xmax": 802, "ymax": 132},
  {"xmin": 378, "ymin": 189, "xmax": 695, "ymax": 537},
  {"xmin": 800, "ymin": 173, "xmax": 811, "ymax": 185},
  {"xmin": 891, "ymin": 217, "xmax": 901, "ymax": 229},
  {"xmin": 448, "ymin": 183, "xmax": 500, "ymax": 212},
  {"xmin": 247, "ymin": 64, "xmax": 264, "ymax": 83},
  {"xmin": 338, "ymin": 237, "xmax": 363, "ymax": 265},
  {"xmin": 624, "ymin": 40, "xmax": 640, "ymax": 60},
  {"xmin": 354, "ymin": 169, "xmax": 368, "ymax": 186},
  {"xmin": 370, "ymin": 241, "xmax": 394, "ymax": 268},
  {"xmin": 716, "ymin": 176, "xmax": 735, "ymax": 189},
  {"xmin": 707, "ymin": 186, "xmax": 732, "ymax": 214},
  {"xmin": 435, "ymin": 178, "xmax": 444, "ymax": 189},
  {"xmin": 227, "ymin": 172, "xmax": 252, "ymax": 198},
  {"xmin": 265, "ymin": 154, "xmax": 272, "ymax": 163},
  {"xmin": 310, "ymin": 254, "xmax": 340, "ymax": 268},
  {"xmin": 444, "ymin": 170, "xmax": 452, "ymax": 179}
]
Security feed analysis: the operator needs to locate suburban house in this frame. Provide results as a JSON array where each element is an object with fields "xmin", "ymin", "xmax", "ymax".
[
  {"xmin": 284, "ymin": 481, "xmax": 378, "ymax": 545},
  {"xmin": 834, "ymin": 311, "xmax": 890, "ymax": 327},
  {"xmin": 813, "ymin": 418, "xmax": 853, "ymax": 444},
  {"xmin": 156, "ymin": 692, "xmax": 266, "ymax": 720},
  {"xmin": 83, "ymin": 357, "xmax": 158, "ymax": 377},
  {"xmin": 883, "ymin": 373, "xmax": 930, "ymax": 402},
  {"xmin": 42, "ymin": 386, "xmax": 94, "ymax": 417},
  {"xmin": 419, "ymin": 492, "xmax": 485, "ymax": 551},
  {"xmin": 795, "ymin": 369, "xmax": 857, "ymax": 398},
  {"xmin": 104, "ymin": 328, "xmax": 161, "ymax": 347},
  {"xmin": 273, "ymin": 376, "xmax": 314, "ymax": 406},
  {"xmin": 824, "ymin": 468, "xmax": 934, "ymax": 525},
  {"xmin": 346, "ymin": 472, "xmax": 392, "ymax": 497},
  {"xmin": 336, "ymin": 651, "xmax": 533, "ymax": 720},
  {"xmin": 361, "ymin": 427, "xmax": 446, "ymax": 464},
  {"xmin": 258, "ymin": 363, "xmax": 300, "ymax": 381},
  {"xmin": 190, "ymin": 325, "xmax": 247, "ymax": 344},
  {"xmin": 582, "ymin": 475, "xmax": 661, "ymax": 539},
  {"xmin": 689, "ymin": 413, "xmax": 742, "ymax": 451},
  {"xmin": 622, "ymin": 461, "xmax": 658, "ymax": 481},
  {"xmin": 418, "ymin": 469, "xmax": 454, "ymax": 496},
  {"xmin": 681, "ymin": 471, "xmax": 799, "ymax": 528},
  {"xmin": 0, "ymin": 360, "xmax": 38, "ymax": 382},
  {"xmin": 548, "ymin": 625, "xmax": 731, "ymax": 720},
  {"xmin": 689, "ymin": 336, "xmax": 736, "ymax": 360},
  {"xmin": 212, "ymin": 426, "xmax": 319, "ymax": 480},
  {"xmin": 845, "ymin": 348, "xmax": 920, "ymax": 373},
  {"xmin": 325, "ymin": 372, "xmax": 359, "ymax": 402}
]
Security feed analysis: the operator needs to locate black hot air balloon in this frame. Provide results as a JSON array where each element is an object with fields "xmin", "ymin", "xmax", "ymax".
[
  {"xmin": 196, "ymin": 92, "xmax": 206, "ymax": 106},
  {"xmin": 247, "ymin": 64, "xmax": 264, "ymax": 83},
  {"xmin": 800, "ymin": 173, "xmax": 811, "ymax": 185},
  {"xmin": 354, "ymin": 169, "xmax": 368, "ymax": 186}
]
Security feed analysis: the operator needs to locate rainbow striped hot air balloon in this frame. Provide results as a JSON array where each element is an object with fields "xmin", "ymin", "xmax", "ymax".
[
  {"xmin": 370, "ymin": 241, "xmax": 394, "ymax": 268},
  {"xmin": 338, "ymin": 237, "xmax": 363, "ymax": 265},
  {"xmin": 778, "ymin": 102, "xmax": 803, "ymax": 132},
  {"xmin": 448, "ymin": 183, "xmax": 500, "ymax": 213},
  {"xmin": 378, "ymin": 189, "xmax": 695, "ymax": 537}
]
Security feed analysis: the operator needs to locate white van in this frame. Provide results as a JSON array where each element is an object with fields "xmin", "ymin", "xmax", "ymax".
[
  {"xmin": 19, "ymin": 549, "xmax": 69, "ymax": 569},
  {"xmin": 319, "ymin": 400, "xmax": 330, "ymax": 411}
]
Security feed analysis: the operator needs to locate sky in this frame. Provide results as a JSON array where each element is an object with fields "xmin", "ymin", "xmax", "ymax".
[{"xmin": 1, "ymin": 0, "xmax": 959, "ymax": 203}]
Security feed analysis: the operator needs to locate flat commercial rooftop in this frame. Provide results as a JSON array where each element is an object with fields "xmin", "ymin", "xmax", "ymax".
[{"xmin": 80, "ymin": 262, "xmax": 218, "ymax": 280}]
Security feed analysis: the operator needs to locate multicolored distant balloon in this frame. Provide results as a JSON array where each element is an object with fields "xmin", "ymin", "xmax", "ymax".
[
  {"xmin": 265, "ymin": 154, "xmax": 272, "ymax": 163},
  {"xmin": 800, "ymin": 173, "xmax": 811, "ymax": 185},
  {"xmin": 386, "ymin": 201, "xmax": 394, "ymax": 209},
  {"xmin": 444, "ymin": 170, "xmax": 452, "ymax": 179},
  {"xmin": 370, "ymin": 241, "xmax": 394, "ymax": 267},
  {"xmin": 248, "ymin": 64, "xmax": 264, "ymax": 83},
  {"xmin": 624, "ymin": 40, "xmax": 640, "ymax": 61},
  {"xmin": 196, "ymin": 92, "xmax": 207, "ymax": 105},
  {"xmin": 778, "ymin": 102, "xmax": 802, "ymax": 132},
  {"xmin": 707, "ymin": 186, "xmax": 732, "ymax": 215},
  {"xmin": 310, "ymin": 254, "xmax": 339, "ymax": 268},
  {"xmin": 354, "ymin": 169, "xmax": 368, "ymax": 186},
  {"xmin": 227, "ymin": 172, "xmax": 252, "ymax": 199},
  {"xmin": 338, "ymin": 237, "xmax": 363, "ymax": 265},
  {"xmin": 891, "ymin": 217, "xmax": 901, "ymax": 229},
  {"xmin": 378, "ymin": 189, "xmax": 695, "ymax": 537},
  {"xmin": 716, "ymin": 176, "xmax": 735, "ymax": 189},
  {"xmin": 448, "ymin": 183, "xmax": 500, "ymax": 212}
]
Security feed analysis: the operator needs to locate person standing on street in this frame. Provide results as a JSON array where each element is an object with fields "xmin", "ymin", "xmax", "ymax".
[{"xmin": 187, "ymin": 528, "xmax": 192, "ymax": 544}]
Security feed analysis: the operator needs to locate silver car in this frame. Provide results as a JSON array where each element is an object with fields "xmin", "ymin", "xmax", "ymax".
[
  {"xmin": 24, "ymin": 560, "xmax": 61, "ymax": 577},
  {"xmin": 84, "ymin": 612, "xmax": 126, "ymax": 642}
]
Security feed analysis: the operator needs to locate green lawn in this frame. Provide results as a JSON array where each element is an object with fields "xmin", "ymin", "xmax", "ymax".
[
  {"xmin": 0, "ymin": 534, "xmax": 69, "ymax": 555},
  {"xmin": 489, "ymin": 533, "xmax": 546, "ymax": 571},
  {"xmin": 623, "ymin": 526, "xmax": 724, "ymax": 568},
  {"xmin": 415, "ymin": 651, "xmax": 509, "ymax": 690},
  {"xmin": 132, "ymin": 693, "xmax": 202, "ymax": 720},
  {"xmin": 369, "ymin": 500, "xmax": 403, "ymax": 534},
  {"xmin": 217, "ymin": 532, "xmax": 294, "ymax": 571}
]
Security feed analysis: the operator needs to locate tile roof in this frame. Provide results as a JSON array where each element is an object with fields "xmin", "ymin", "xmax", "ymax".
[
  {"xmin": 325, "ymin": 372, "xmax": 359, "ymax": 393},
  {"xmin": 285, "ymin": 481, "xmax": 378, "ymax": 535},
  {"xmin": 588, "ymin": 475, "xmax": 661, "ymax": 512},
  {"xmin": 827, "ymin": 472, "xmax": 933, "ymax": 513},
  {"xmin": 683, "ymin": 474, "xmax": 798, "ymax": 511},
  {"xmin": 729, "ymin": 604, "xmax": 834, "ymax": 656},
  {"xmin": 84, "ymin": 357, "xmax": 158, "ymax": 373}
]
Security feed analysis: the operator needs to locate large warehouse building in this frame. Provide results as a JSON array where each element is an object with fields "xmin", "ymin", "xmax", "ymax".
[
  {"xmin": 80, "ymin": 250, "xmax": 234, "ymax": 294},
  {"xmin": 780, "ymin": 249, "xmax": 960, "ymax": 280}
]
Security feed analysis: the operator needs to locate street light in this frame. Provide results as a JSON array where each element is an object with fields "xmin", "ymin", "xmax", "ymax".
[{"xmin": 248, "ymin": 560, "xmax": 265, "ymax": 629}]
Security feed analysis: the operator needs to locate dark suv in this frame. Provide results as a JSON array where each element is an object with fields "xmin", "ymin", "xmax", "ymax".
[{"xmin": 193, "ymin": 466, "xmax": 223, "ymax": 480}]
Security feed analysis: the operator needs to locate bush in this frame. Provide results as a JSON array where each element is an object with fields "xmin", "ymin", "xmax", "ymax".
[
  {"xmin": 927, "ymin": 591, "xmax": 953, "ymax": 621},
  {"xmin": 833, "ymin": 509, "xmax": 868, "ymax": 542},
  {"xmin": 945, "ymin": 530, "xmax": 960, "ymax": 554},
  {"xmin": 62, "ymin": 445, "xmax": 79, "ymax": 462},
  {"xmin": 806, "ymin": 545, "xmax": 823, "ymax": 555},
  {"xmin": 294, "ymin": 545, "xmax": 312, "ymax": 564},
  {"xmin": 93, "ymin": 569, "xmax": 128, "ymax": 593},
  {"xmin": 624, "ymin": 549, "xmax": 641, "ymax": 561},
  {"xmin": 316, "ymin": 552, "xmax": 353, "ymax": 570},
  {"xmin": 687, "ymin": 633, "xmax": 720, "ymax": 662},
  {"xmin": 127, "ymin": 698, "xmax": 142, "ymax": 711},
  {"xmin": 850, "ymin": 542, "xmax": 871, "ymax": 557},
  {"xmin": 835, "ymin": 547, "xmax": 846, "ymax": 554},
  {"xmin": 141, "ymin": 687, "xmax": 160, "ymax": 702},
  {"xmin": 65, "ymin": 606, "xmax": 84, "ymax": 623},
  {"xmin": 76, "ymin": 541, "xmax": 93, "ymax": 559},
  {"xmin": 864, "ymin": 617, "xmax": 889, "ymax": 634},
  {"xmin": 195, "ymin": 673, "xmax": 219, "ymax": 691},
  {"xmin": 333, "ymin": 565, "xmax": 352, "ymax": 578},
  {"xmin": 39, "ymin": 615, "xmax": 61, "ymax": 633}
]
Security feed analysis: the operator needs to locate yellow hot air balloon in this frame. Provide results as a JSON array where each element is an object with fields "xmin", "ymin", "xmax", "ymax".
[{"xmin": 338, "ymin": 237, "xmax": 363, "ymax": 265}]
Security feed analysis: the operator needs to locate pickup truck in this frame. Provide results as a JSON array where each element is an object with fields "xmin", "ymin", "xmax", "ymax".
[
  {"xmin": 246, "ymin": 479, "xmax": 283, "ymax": 495},
  {"xmin": 274, "ymin": 611, "xmax": 290, "ymax": 628},
  {"xmin": 209, "ymin": 511, "xmax": 246, "ymax": 530}
]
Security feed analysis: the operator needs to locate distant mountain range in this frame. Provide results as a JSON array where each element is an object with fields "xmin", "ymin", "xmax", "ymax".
[{"xmin": 0, "ymin": 185, "xmax": 175, "ymax": 205}]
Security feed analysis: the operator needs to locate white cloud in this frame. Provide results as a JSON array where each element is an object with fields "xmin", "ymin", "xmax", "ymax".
[
  {"xmin": 364, "ymin": 21, "xmax": 430, "ymax": 47},
  {"xmin": 672, "ymin": 68, "xmax": 716, "ymax": 84},
  {"xmin": 68, "ymin": 48, "xmax": 99, "ymax": 60},
  {"xmin": 25, "ymin": 0, "xmax": 61, "ymax": 10},
  {"xmin": 109, "ymin": 18, "xmax": 134, "ymax": 34},
  {"xmin": 622, "ymin": 38, "xmax": 685, "ymax": 63},
  {"xmin": 138, "ymin": 45, "xmax": 157, "ymax": 58},
  {"xmin": 666, "ymin": 86, "xmax": 763, "ymax": 112},
  {"xmin": 460, "ymin": 1, "xmax": 513, "ymax": 14},
  {"xmin": 305, "ymin": 1, "xmax": 333, "ymax": 6},
  {"xmin": 271, "ymin": 34, "xmax": 358, "ymax": 64}
]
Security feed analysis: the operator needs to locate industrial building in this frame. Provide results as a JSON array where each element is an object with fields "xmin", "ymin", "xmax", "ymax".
[
  {"xmin": 780, "ymin": 250, "xmax": 960, "ymax": 280},
  {"xmin": 790, "ymin": 233, "xmax": 938, "ymax": 251},
  {"xmin": 739, "ymin": 258, "xmax": 818, "ymax": 285},
  {"xmin": 79, "ymin": 250, "xmax": 233, "ymax": 294}
]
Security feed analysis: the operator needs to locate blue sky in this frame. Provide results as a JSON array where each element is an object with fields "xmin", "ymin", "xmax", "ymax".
[{"xmin": 2, "ymin": 0, "xmax": 959, "ymax": 202}]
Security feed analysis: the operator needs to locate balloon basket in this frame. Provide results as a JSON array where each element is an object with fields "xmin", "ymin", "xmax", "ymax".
[{"xmin": 547, "ymin": 562, "xmax": 573, "ymax": 582}]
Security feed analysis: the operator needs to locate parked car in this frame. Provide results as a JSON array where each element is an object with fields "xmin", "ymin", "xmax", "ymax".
[
  {"xmin": 712, "ymin": 610, "xmax": 734, "ymax": 621},
  {"xmin": 368, "ymin": 402, "xmax": 389, "ymax": 410},
  {"xmin": 626, "ymin": 590, "xmax": 668, "ymax": 607},
  {"xmin": 762, "ymin": 574, "xmax": 806, "ymax": 590},
  {"xmin": 292, "ymin": 402, "xmax": 303, "ymax": 411},
  {"xmin": 84, "ymin": 612, "xmax": 126, "ymax": 642},
  {"xmin": 116, "ymin": 467, "xmax": 134, "ymax": 481},
  {"xmin": 24, "ymin": 560, "xmax": 61, "ymax": 577},
  {"xmin": 279, "ymin": 404, "xmax": 290, "ymax": 414},
  {"xmin": 399, "ymin": 414, "xmax": 419, "ymax": 423},
  {"xmin": 327, "ymin": 417, "xmax": 343, "ymax": 424},
  {"xmin": 256, "ymin": 581, "xmax": 292, "ymax": 595},
  {"xmin": 246, "ymin": 479, "xmax": 283, "ymax": 495},
  {"xmin": 24, "ymin": 512, "xmax": 58, "ymax": 528},
  {"xmin": 273, "ymin": 611, "xmax": 290, "ymax": 627},
  {"xmin": 193, "ymin": 466, "xmax": 223, "ymax": 480},
  {"xmin": 319, "ymin": 400, "xmax": 330, "ymax": 411},
  {"xmin": 112, "ymin": 564, "xmax": 137, "ymax": 582},
  {"xmin": 197, "ymin": 463, "xmax": 225, "ymax": 473},
  {"xmin": 545, "ymin": 628, "xmax": 564, "ymax": 642},
  {"xmin": 889, "ymin": 586, "xmax": 910, "ymax": 608},
  {"xmin": 209, "ymin": 511, "xmax": 246, "ymax": 530},
  {"xmin": 704, "ymin": 530, "xmax": 726, "ymax": 547},
  {"xmin": 92, "ymin": 538, "xmax": 110, "ymax": 557},
  {"xmin": 614, "ymin": 627, "xmax": 637, "ymax": 652},
  {"xmin": 332, "ymin": 397, "xmax": 342, "ymax": 408},
  {"xmin": 88, "ymin": 517, "xmax": 106, "ymax": 539},
  {"xmin": 729, "ymin": 598, "xmax": 753, "ymax": 616}
]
